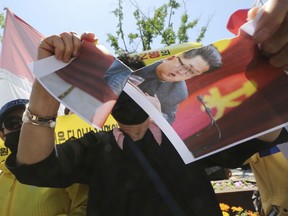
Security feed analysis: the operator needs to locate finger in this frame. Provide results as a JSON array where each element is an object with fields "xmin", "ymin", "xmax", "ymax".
[
  {"xmin": 268, "ymin": 44, "xmax": 288, "ymax": 68},
  {"xmin": 254, "ymin": 0, "xmax": 288, "ymax": 43},
  {"xmin": 70, "ymin": 32, "xmax": 82, "ymax": 57},
  {"xmin": 38, "ymin": 35, "xmax": 65, "ymax": 60},
  {"xmin": 260, "ymin": 15, "xmax": 288, "ymax": 55},
  {"xmin": 58, "ymin": 32, "xmax": 78, "ymax": 62},
  {"xmin": 81, "ymin": 32, "xmax": 98, "ymax": 43},
  {"xmin": 247, "ymin": 7, "xmax": 260, "ymax": 21}
]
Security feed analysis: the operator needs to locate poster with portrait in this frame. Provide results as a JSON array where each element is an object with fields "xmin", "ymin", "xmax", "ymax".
[{"xmin": 30, "ymin": 18, "xmax": 288, "ymax": 164}]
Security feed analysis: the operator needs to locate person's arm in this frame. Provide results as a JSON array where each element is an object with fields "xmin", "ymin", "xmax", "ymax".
[
  {"xmin": 203, "ymin": 128, "xmax": 287, "ymax": 168},
  {"xmin": 17, "ymin": 32, "xmax": 96, "ymax": 165},
  {"xmin": 249, "ymin": 0, "xmax": 288, "ymax": 69}
]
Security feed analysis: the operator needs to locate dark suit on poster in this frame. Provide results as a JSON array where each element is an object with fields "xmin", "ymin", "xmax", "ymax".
[
  {"xmin": 105, "ymin": 61, "xmax": 188, "ymax": 124},
  {"xmin": 134, "ymin": 62, "xmax": 188, "ymax": 124}
]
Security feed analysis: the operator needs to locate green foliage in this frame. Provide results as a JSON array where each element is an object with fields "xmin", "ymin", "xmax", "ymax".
[
  {"xmin": 196, "ymin": 26, "xmax": 207, "ymax": 43},
  {"xmin": 107, "ymin": 33, "xmax": 123, "ymax": 53},
  {"xmin": 0, "ymin": 12, "xmax": 5, "ymax": 41},
  {"xmin": 0, "ymin": 13, "xmax": 5, "ymax": 29},
  {"xmin": 177, "ymin": 13, "xmax": 198, "ymax": 43},
  {"xmin": 162, "ymin": 27, "xmax": 176, "ymax": 45},
  {"xmin": 107, "ymin": 0, "xmax": 210, "ymax": 54},
  {"xmin": 109, "ymin": 0, "xmax": 128, "ymax": 53}
]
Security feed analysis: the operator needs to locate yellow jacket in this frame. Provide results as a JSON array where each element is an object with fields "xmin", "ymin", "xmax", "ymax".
[
  {"xmin": 0, "ymin": 140, "xmax": 9, "ymax": 163},
  {"xmin": 0, "ymin": 161, "xmax": 88, "ymax": 216},
  {"xmin": 248, "ymin": 151, "xmax": 288, "ymax": 216}
]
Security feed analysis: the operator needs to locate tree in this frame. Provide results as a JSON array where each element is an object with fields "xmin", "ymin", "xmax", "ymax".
[
  {"xmin": 0, "ymin": 12, "xmax": 5, "ymax": 41},
  {"xmin": 107, "ymin": 0, "xmax": 211, "ymax": 55}
]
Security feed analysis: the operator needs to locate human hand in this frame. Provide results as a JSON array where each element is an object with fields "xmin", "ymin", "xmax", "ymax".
[
  {"xmin": 38, "ymin": 32, "xmax": 96, "ymax": 63},
  {"xmin": 248, "ymin": 0, "xmax": 288, "ymax": 69},
  {"xmin": 32, "ymin": 32, "xmax": 97, "ymax": 115},
  {"xmin": 257, "ymin": 128, "xmax": 282, "ymax": 142}
]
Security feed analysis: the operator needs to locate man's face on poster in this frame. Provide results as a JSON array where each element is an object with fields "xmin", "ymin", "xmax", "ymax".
[{"xmin": 155, "ymin": 55, "xmax": 210, "ymax": 82}]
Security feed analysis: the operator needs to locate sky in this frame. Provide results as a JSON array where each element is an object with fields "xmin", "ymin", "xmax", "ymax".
[{"xmin": 0, "ymin": 0, "xmax": 255, "ymax": 54}]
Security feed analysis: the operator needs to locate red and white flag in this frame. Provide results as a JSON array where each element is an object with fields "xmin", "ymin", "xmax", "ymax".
[{"xmin": 0, "ymin": 8, "xmax": 43, "ymax": 106}]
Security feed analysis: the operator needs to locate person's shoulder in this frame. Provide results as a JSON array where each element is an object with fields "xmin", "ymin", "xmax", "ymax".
[
  {"xmin": 84, "ymin": 130, "xmax": 115, "ymax": 143},
  {"xmin": 59, "ymin": 130, "xmax": 109, "ymax": 146},
  {"xmin": 173, "ymin": 81, "xmax": 188, "ymax": 96},
  {"xmin": 57, "ymin": 130, "xmax": 115, "ymax": 153}
]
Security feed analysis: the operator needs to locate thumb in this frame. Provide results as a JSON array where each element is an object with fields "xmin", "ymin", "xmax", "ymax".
[
  {"xmin": 81, "ymin": 32, "xmax": 98, "ymax": 43},
  {"xmin": 253, "ymin": 0, "xmax": 288, "ymax": 43}
]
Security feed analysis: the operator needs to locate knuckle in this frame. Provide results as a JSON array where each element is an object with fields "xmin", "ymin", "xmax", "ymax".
[
  {"xmin": 261, "ymin": 42, "xmax": 279, "ymax": 54},
  {"xmin": 270, "ymin": 53, "xmax": 288, "ymax": 68},
  {"xmin": 59, "ymin": 31, "xmax": 72, "ymax": 38}
]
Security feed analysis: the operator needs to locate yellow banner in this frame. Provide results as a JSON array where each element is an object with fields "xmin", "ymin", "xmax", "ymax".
[
  {"xmin": 130, "ymin": 42, "xmax": 202, "ymax": 65},
  {"xmin": 0, "ymin": 140, "xmax": 9, "ymax": 163},
  {"xmin": 54, "ymin": 114, "xmax": 118, "ymax": 144}
]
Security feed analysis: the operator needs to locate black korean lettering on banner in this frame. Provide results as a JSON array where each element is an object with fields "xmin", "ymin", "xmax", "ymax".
[
  {"xmin": 75, "ymin": 127, "xmax": 97, "ymax": 138},
  {"xmin": 102, "ymin": 124, "xmax": 112, "ymax": 131},
  {"xmin": 67, "ymin": 130, "xmax": 75, "ymax": 139},
  {"xmin": 102, "ymin": 123, "xmax": 118, "ymax": 131},
  {"xmin": 161, "ymin": 50, "xmax": 171, "ymax": 56},
  {"xmin": 76, "ymin": 128, "xmax": 84, "ymax": 138},
  {"xmin": 139, "ymin": 53, "xmax": 148, "ymax": 60},
  {"xmin": 56, "ymin": 131, "xmax": 66, "ymax": 144},
  {"xmin": 0, "ymin": 147, "xmax": 9, "ymax": 156},
  {"xmin": 55, "ymin": 125, "xmax": 116, "ymax": 143}
]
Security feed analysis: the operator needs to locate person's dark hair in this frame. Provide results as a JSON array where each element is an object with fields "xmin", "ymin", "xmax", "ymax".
[
  {"xmin": 182, "ymin": 44, "xmax": 222, "ymax": 73},
  {"xmin": 117, "ymin": 53, "xmax": 146, "ymax": 71},
  {"xmin": 111, "ymin": 91, "xmax": 149, "ymax": 125}
]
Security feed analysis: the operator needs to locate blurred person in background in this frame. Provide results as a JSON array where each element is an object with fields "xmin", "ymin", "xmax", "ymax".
[{"xmin": 0, "ymin": 99, "xmax": 88, "ymax": 216}]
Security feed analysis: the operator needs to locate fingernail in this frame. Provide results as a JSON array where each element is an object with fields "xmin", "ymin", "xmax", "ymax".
[{"xmin": 63, "ymin": 57, "xmax": 71, "ymax": 63}]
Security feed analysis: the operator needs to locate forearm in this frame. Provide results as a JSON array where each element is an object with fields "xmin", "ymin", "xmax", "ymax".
[
  {"xmin": 16, "ymin": 32, "xmax": 95, "ymax": 165},
  {"xmin": 17, "ymin": 80, "xmax": 60, "ymax": 165}
]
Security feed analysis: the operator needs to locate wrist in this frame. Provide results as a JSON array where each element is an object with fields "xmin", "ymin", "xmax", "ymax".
[
  {"xmin": 22, "ymin": 108, "xmax": 57, "ymax": 128},
  {"xmin": 28, "ymin": 80, "xmax": 60, "ymax": 116}
]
